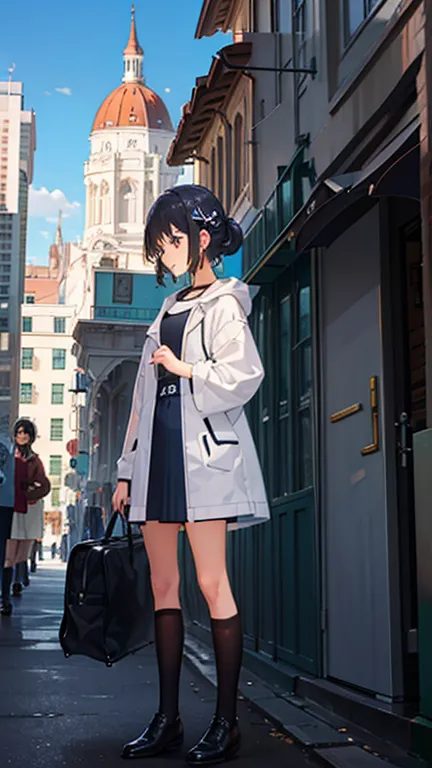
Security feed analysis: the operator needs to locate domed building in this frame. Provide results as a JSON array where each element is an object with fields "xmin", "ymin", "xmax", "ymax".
[{"xmin": 83, "ymin": 6, "xmax": 178, "ymax": 258}]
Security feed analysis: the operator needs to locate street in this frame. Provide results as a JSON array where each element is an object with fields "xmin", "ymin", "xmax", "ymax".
[{"xmin": 0, "ymin": 561, "xmax": 315, "ymax": 768}]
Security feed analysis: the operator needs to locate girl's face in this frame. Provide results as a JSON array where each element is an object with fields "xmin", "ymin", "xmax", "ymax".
[
  {"xmin": 15, "ymin": 427, "xmax": 31, "ymax": 447},
  {"xmin": 159, "ymin": 226, "xmax": 190, "ymax": 278}
]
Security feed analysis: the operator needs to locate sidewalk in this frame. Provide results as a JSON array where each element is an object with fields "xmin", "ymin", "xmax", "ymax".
[{"xmin": 0, "ymin": 561, "xmax": 313, "ymax": 767}]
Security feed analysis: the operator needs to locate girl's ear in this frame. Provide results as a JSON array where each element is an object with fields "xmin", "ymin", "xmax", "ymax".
[{"xmin": 199, "ymin": 229, "xmax": 211, "ymax": 252}]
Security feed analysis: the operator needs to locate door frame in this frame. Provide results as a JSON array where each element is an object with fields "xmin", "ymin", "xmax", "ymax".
[{"xmin": 379, "ymin": 196, "xmax": 421, "ymax": 702}]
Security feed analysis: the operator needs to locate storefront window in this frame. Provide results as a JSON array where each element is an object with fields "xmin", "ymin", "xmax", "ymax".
[
  {"xmin": 249, "ymin": 255, "xmax": 313, "ymax": 503},
  {"xmin": 297, "ymin": 278, "xmax": 313, "ymax": 490},
  {"xmin": 278, "ymin": 293, "xmax": 293, "ymax": 497}
]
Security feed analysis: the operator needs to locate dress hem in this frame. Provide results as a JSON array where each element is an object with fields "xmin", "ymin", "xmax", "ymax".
[{"xmin": 129, "ymin": 501, "xmax": 270, "ymax": 530}]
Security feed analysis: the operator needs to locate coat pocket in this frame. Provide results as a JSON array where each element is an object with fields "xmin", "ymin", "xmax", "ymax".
[{"xmin": 200, "ymin": 414, "xmax": 241, "ymax": 472}]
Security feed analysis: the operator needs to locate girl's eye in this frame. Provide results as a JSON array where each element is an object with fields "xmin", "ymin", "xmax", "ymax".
[{"xmin": 171, "ymin": 236, "xmax": 181, "ymax": 247}]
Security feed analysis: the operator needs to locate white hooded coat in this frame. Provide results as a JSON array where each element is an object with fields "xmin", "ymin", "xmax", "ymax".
[{"xmin": 117, "ymin": 277, "xmax": 270, "ymax": 531}]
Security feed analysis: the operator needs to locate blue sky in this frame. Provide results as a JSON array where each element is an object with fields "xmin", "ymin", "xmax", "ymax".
[{"xmin": 0, "ymin": 0, "xmax": 228, "ymax": 264}]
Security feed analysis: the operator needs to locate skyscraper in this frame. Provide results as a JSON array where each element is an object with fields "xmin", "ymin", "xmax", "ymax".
[{"xmin": 0, "ymin": 77, "xmax": 36, "ymax": 427}]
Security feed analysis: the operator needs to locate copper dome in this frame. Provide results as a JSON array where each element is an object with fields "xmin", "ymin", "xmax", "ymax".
[{"xmin": 92, "ymin": 83, "xmax": 174, "ymax": 132}]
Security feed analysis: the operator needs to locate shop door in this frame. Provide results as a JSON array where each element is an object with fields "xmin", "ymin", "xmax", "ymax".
[{"xmin": 321, "ymin": 206, "xmax": 394, "ymax": 695}]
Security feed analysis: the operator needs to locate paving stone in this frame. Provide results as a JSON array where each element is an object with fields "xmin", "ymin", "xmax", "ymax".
[{"xmin": 315, "ymin": 746, "xmax": 398, "ymax": 768}]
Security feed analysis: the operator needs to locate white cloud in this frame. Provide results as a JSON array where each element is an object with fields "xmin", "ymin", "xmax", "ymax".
[
  {"xmin": 46, "ymin": 214, "xmax": 73, "ymax": 223},
  {"xmin": 55, "ymin": 87, "xmax": 72, "ymax": 96},
  {"xmin": 39, "ymin": 231, "xmax": 50, "ymax": 240},
  {"xmin": 29, "ymin": 186, "xmax": 81, "ymax": 220},
  {"xmin": 165, "ymin": 87, "xmax": 171, "ymax": 93}
]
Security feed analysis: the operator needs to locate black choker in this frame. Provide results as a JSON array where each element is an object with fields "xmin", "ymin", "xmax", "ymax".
[{"xmin": 177, "ymin": 283, "xmax": 215, "ymax": 302}]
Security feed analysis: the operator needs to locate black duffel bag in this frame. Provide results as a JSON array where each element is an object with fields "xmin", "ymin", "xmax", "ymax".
[{"xmin": 59, "ymin": 511, "xmax": 154, "ymax": 666}]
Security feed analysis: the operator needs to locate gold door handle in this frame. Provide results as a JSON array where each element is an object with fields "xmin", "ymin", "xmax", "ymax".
[{"xmin": 361, "ymin": 376, "xmax": 379, "ymax": 455}]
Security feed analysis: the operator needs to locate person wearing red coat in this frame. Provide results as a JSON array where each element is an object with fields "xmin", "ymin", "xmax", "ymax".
[{"xmin": 1, "ymin": 420, "xmax": 50, "ymax": 616}]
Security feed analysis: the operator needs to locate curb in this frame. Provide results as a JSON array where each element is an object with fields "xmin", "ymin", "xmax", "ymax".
[{"xmin": 183, "ymin": 633, "xmax": 426, "ymax": 768}]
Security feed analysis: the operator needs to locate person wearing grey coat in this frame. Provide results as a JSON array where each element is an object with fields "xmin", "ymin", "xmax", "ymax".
[{"xmin": 112, "ymin": 185, "xmax": 269, "ymax": 766}]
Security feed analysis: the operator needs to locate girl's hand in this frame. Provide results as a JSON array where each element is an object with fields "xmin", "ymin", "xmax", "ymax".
[
  {"xmin": 112, "ymin": 481, "xmax": 130, "ymax": 517},
  {"xmin": 151, "ymin": 345, "xmax": 192, "ymax": 379}
]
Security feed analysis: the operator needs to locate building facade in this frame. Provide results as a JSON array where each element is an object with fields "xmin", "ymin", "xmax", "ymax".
[
  {"xmin": 19, "ymin": 301, "xmax": 76, "ymax": 545},
  {"xmin": 0, "ymin": 79, "xmax": 36, "ymax": 427},
  {"xmin": 167, "ymin": 0, "xmax": 432, "ymax": 758},
  {"xmin": 19, "ymin": 217, "xmax": 77, "ymax": 547}
]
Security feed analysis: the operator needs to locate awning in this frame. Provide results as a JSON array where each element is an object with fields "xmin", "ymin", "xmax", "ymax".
[
  {"xmin": 351, "ymin": 118, "xmax": 420, "ymax": 197},
  {"xmin": 167, "ymin": 42, "xmax": 252, "ymax": 167},
  {"xmin": 293, "ymin": 117, "xmax": 420, "ymax": 254}
]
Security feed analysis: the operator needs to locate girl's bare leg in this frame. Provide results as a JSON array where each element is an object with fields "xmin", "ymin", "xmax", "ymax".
[
  {"xmin": 4, "ymin": 539, "xmax": 21, "ymax": 568},
  {"xmin": 185, "ymin": 520, "xmax": 237, "ymax": 619},
  {"xmin": 142, "ymin": 522, "xmax": 181, "ymax": 610}
]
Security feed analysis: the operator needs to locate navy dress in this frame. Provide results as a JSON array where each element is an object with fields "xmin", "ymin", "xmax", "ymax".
[{"xmin": 145, "ymin": 310, "xmax": 191, "ymax": 523}]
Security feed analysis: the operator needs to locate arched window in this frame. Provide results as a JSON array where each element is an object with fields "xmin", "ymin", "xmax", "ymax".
[
  {"xmin": 100, "ymin": 180, "xmax": 111, "ymax": 224},
  {"xmin": 234, "ymin": 113, "xmax": 244, "ymax": 201},
  {"xmin": 210, "ymin": 147, "xmax": 216, "ymax": 193},
  {"xmin": 144, "ymin": 180, "xmax": 154, "ymax": 209},
  {"xmin": 119, "ymin": 180, "xmax": 136, "ymax": 223},
  {"xmin": 217, "ymin": 136, "xmax": 224, "ymax": 204},
  {"xmin": 88, "ymin": 183, "xmax": 97, "ymax": 227}
]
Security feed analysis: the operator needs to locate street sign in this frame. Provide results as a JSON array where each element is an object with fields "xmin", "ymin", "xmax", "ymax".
[
  {"xmin": 66, "ymin": 439, "xmax": 78, "ymax": 457},
  {"xmin": 70, "ymin": 458, "xmax": 77, "ymax": 469}
]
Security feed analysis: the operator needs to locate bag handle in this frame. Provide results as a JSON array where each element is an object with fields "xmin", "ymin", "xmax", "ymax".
[{"xmin": 102, "ymin": 508, "xmax": 135, "ymax": 566}]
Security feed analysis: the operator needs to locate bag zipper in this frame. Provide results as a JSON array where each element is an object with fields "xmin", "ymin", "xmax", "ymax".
[{"xmin": 78, "ymin": 549, "xmax": 90, "ymax": 605}]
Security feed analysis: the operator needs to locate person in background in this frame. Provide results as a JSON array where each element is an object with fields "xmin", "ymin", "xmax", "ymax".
[
  {"xmin": 1, "ymin": 420, "xmax": 50, "ymax": 616},
  {"xmin": 30, "ymin": 538, "xmax": 40, "ymax": 573},
  {"xmin": 0, "ymin": 432, "xmax": 14, "ymax": 595}
]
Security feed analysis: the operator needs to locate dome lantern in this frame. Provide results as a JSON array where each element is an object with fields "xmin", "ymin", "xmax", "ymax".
[{"xmin": 123, "ymin": 5, "xmax": 145, "ymax": 84}]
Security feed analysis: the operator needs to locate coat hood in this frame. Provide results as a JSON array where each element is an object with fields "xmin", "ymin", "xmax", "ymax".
[
  {"xmin": 193, "ymin": 278, "xmax": 253, "ymax": 316},
  {"xmin": 146, "ymin": 278, "xmax": 257, "ymax": 343}
]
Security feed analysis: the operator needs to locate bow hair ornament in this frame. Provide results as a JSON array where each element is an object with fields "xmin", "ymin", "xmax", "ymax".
[{"xmin": 191, "ymin": 206, "xmax": 222, "ymax": 229}]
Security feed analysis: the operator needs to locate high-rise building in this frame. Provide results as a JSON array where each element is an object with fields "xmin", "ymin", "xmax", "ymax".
[{"xmin": 0, "ymin": 78, "xmax": 36, "ymax": 426}]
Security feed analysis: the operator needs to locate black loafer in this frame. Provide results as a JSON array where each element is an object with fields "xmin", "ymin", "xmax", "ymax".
[
  {"xmin": 12, "ymin": 583, "xmax": 22, "ymax": 597},
  {"xmin": 186, "ymin": 716, "xmax": 240, "ymax": 765},
  {"xmin": 122, "ymin": 712, "xmax": 184, "ymax": 759}
]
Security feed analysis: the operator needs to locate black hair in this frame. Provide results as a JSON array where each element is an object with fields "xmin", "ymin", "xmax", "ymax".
[
  {"xmin": 144, "ymin": 184, "xmax": 243, "ymax": 286},
  {"xmin": 13, "ymin": 418, "xmax": 36, "ymax": 444}
]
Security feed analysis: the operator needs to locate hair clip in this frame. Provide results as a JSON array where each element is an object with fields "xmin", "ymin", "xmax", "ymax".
[{"xmin": 191, "ymin": 206, "xmax": 222, "ymax": 229}]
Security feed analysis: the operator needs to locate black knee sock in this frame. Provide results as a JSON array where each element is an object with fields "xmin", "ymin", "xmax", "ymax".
[
  {"xmin": 155, "ymin": 608, "xmax": 184, "ymax": 723},
  {"xmin": 211, "ymin": 613, "xmax": 243, "ymax": 727},
  {"xmin": 14, "ymin": 562, "xmax": 24, "ymax": 584},
  {"xmin": 2, "ymin": 567, "xmax": 13, "ymax": 603}
]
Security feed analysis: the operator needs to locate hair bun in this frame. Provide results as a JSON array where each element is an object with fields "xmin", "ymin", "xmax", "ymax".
[{"xmin": 222, "ymin": 217, "xmax": 243, "ymax": 256}]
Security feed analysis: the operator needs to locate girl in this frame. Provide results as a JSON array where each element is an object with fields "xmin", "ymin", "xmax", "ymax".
[
  {"xmin": 112, "ymin": 185, "xmax": 269, "ymax": 765},
  {"xmin": 1, "ymin": 419, "xmax": 50, "ymax": 616}
]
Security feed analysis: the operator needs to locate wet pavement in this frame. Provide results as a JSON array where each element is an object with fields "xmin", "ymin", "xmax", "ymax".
[{"xmin": 0, "ymin": 560, "xmax": 316, "ymax": 767}]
